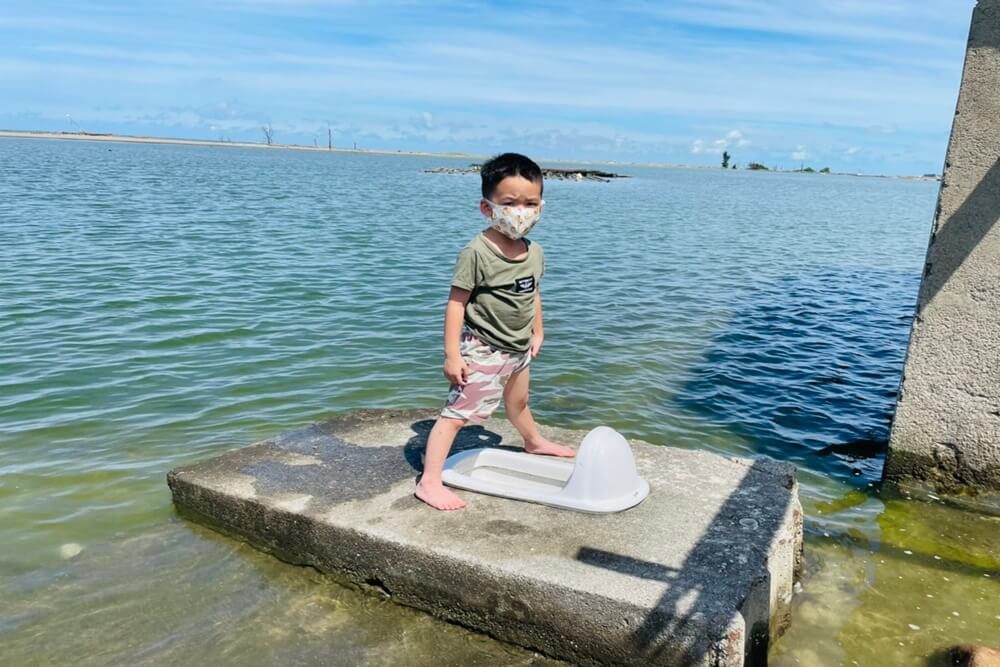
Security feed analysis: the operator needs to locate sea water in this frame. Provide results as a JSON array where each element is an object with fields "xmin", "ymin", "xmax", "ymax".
[{"xmin": 1, "ymin": 138, "xmax": 996, "ymax": 665}]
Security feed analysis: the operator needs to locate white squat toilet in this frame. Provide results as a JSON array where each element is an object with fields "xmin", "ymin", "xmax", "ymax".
[{"xmin": 440, "ymin": 426, "xmax": 650, "ymax": 513}]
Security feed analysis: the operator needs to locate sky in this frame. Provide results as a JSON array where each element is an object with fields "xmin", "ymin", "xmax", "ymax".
[{"xmin": 0, "ymin": 0, "xmax": 978, "ymax": 174}]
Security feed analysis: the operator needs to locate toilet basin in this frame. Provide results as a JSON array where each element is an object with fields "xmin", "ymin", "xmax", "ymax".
[{"xmin": 440, "ymin": 426, "xmax": 650, "ymax": 513}]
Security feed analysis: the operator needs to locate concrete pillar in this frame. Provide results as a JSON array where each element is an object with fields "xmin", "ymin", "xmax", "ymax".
[{"xmin": 884, "ymin": 0, "xmax": 1000, "ymax": 492}]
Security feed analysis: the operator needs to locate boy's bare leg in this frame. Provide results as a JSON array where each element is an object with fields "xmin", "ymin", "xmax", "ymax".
[
  {"xmin": 503, "ymin": 367, "xmax": 575, "ymax": 457},
  {"xmin": 415, "ymin": 416, "xmax": 468, "ymax": 510}
]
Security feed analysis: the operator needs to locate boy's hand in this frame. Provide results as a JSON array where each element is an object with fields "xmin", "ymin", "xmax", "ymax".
[
  {"xmin": 444, "ymin": 356, "xmax": 469, "ymax": 386},
  {"xmin": 530, "ymin": 334, "xmax": 544, "ymax": 358}
]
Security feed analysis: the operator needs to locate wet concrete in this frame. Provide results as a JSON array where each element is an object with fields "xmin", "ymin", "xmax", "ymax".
[{"xmin": 168, "ymin": 409, "xmax": 802, "ymax": 666}]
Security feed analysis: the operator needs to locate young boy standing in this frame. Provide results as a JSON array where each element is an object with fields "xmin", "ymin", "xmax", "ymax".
[{"xmin": 416, "ymin": 153, "xmax": 575, "ymax": 511}]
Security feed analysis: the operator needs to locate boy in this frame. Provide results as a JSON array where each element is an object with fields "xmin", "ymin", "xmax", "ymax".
[{"xmin": 416, "ymin": 153, "xmax": 575, "ymax": 511}]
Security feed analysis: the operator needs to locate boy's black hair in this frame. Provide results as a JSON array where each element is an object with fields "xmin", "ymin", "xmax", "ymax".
[{"xmin": 480, "ymin": 153, "xmax": 543, "ymax": 199}]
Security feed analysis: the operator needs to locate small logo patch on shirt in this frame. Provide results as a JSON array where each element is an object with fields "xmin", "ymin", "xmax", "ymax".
[{"xmin": 513, "ymin": 276, "xmax": 536, "ymax": 294}]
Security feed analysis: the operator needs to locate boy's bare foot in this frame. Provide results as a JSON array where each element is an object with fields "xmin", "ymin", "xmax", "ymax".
[
  {"xmin": 415, "ymin": 479, "xmax": 467, "ymax": 510},
  {"xmin": 524, "ymin": 437, "xmax": 576, "ymax": 458}
]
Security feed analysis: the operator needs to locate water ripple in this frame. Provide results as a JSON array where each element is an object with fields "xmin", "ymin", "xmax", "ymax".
[{"xmin": 0, "ymin": 138, "xmax": 946, "ymax": 663}]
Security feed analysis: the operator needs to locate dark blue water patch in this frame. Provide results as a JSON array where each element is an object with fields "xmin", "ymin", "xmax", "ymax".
[{"xmin": 674, "ymin": 267, "xmax": 919, "ymax": 484}]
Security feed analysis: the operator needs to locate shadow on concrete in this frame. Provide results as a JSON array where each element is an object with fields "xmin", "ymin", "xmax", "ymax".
[
  {"xmin": 402, "ymin": 418, "xmax": 518, "ymax": 473},
  {"xmin": 576, "ymin": 459, "xmax": 789, "ymax": 666},
  {"xmin": 242, "ymin": 415, "xmax": 536, "ymax": 510},
  {"xmin": 919, "ymin": 158, "xmax": 1000, "ymax": 307}
]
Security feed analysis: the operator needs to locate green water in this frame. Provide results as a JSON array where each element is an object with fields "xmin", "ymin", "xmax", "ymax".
[{"xmin": 1, "ymin": 138, "xmax": 997, "ymax": 665}]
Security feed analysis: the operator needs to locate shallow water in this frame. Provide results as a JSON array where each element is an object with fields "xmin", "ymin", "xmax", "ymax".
[{"xmin": 1, "ymin": 138, "xmax": 997, "ymax": 665}]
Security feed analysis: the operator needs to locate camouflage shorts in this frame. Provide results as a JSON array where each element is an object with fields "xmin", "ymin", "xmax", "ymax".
[{"xmin": 440, "ymin": 329, "xmax": 531, "ymax": 423}]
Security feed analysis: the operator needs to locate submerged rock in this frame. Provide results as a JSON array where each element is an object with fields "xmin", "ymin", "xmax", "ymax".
[
  {"xmin": 59, "ymin": 543, "xmax": 83, "ymax": 559},
  {"xmin": 425, "ymin": 165, "xmax": 626, "ymax": 182},
  {"xmin": 951, "ymin": 645, "xmax": 1000, "ymax": 667}
]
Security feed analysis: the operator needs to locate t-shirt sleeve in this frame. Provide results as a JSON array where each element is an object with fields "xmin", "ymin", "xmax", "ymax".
[{"xmin": 451, "ymin": 246, "xmax": 477, "ymax": 291}]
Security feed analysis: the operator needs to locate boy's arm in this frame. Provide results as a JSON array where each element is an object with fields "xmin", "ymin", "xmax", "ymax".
[
  {"xmin": 530, "ymin": 290, "xmax": 544, "ymax": 358},
  {"xmin": 444, "ymin": 286, "xmax": 471, "ymax": 384}
]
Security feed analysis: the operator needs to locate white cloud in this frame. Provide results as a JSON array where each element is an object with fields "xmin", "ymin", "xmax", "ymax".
[
  {"xmin": 691, "ymin": 129, "xmax": 749, "ymax": 155},
  {"xmin": 791, "ymin": 144, "xmax": 810, "ymax": 161},
  {"xmin": 625, "ymin": 0, "xmax": 970, "ymax": 50},
  {"xmin": 726, "ymin": 129, "xmax": 751, "ymax": 147},
  {"xmin": 0, "ymin": 0, "xmax": 971, "ymax": 173},
  {"xmin": 0, "ymin": 13, "xmax": 964, "ymax": 129}
]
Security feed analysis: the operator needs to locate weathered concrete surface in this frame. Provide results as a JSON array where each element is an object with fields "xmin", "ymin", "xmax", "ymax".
[
  {"xmin": 884, "ymin": 0, "xmax": 1000, "ymax": 493},
  {"xmin": 168, "ymin": 410, "xmax": 801, "ymax": 666}
]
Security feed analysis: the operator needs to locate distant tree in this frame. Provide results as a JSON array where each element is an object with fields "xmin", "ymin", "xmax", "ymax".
[
  {"xmin": 802, "ymin": 166, "xmax": 815, "ymax": 173},
  {"xmin": 731, "ymin": 163, "xmax": 737, "ymax": 169},
  {"xmin": 820, "ymin": 167, "xmax": 831, "ymax": 174},
  {"xmin": 721, "ymin": 151, "xmax": 731, "ymax": 169},
  {"xmin": 747, "ymin": 162, "xmax": 769, "ymax": 171},
  {"xmin": 327, "ymin": 124, "xmax": 333, "ymax": 150},
  {"xmin": 262, "ymin": 123, "xmax": 274, "ymax": 145}
]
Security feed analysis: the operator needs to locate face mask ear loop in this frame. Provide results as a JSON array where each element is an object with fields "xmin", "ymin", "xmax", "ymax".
[{"xmin": 484, "ymin": 199, "xmax": 502, "ymax": 222}]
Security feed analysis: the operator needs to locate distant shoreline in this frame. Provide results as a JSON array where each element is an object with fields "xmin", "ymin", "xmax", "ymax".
[
  {"xmin": 0, "ymin": 129, "xmax": 688, "ymax": 169},
  {"xmin": 0, "ymin": 129, "xmax": 939, "ymax": 180},
  {"xmin": 0, "ymin": 129, "xmax": 477, "ymax": 160}
]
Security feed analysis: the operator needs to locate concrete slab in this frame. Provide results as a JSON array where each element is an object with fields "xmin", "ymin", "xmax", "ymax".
[{"xmin": 167, "ymin": 410, "xmax": 802, "ymax": 666}]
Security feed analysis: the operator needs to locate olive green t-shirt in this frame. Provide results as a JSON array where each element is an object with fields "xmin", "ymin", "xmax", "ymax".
[{"xmin": 450, "ymin": 233, "xmax": 545, "ymax": 353}]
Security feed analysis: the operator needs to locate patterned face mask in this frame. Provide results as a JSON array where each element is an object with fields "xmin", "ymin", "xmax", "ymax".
[{"xmin": 485, "ymin": 199, "xmax": 543, "ymax": 240}]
